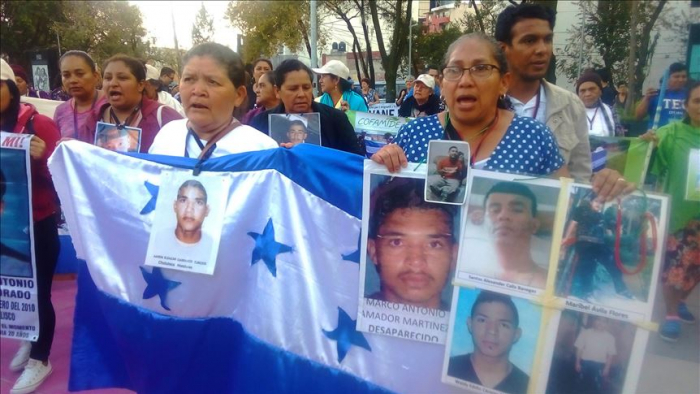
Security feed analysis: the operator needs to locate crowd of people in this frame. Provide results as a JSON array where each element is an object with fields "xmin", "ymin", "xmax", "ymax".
[{"xmin": 0, "ymin": 2, "xmax": 697, "ymax": 393}]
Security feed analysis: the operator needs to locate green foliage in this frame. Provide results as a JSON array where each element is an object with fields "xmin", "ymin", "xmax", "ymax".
[
  {"xmin": 192, "ymin": 2, "xmax": 215, "ymax": 46},
  {"xmin": 52, "ymin": 1, "xmax": 150, "ymax": 65},
  {"xmin": 225, "ymin": 0, "xmax": 326, "ymax": 63},
  {"xmin": 457, "ymin": 0, "xmax": 507, "ymax": 36},
  {"xmin": 557, "ymin": 0, "xmax": 676, "ymax": 96},
  {"xmin": 0, "ymin": 1, "xmax": 67, "ymax": 63},
  {"xmin": 411, "ymin": 24, "xmax": 464, "ymax": 73}
]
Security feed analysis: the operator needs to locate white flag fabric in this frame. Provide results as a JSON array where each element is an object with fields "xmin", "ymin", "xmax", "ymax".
[{"xmin": 48, "ymin": 141, "xmax": 461, "ymax": 394}]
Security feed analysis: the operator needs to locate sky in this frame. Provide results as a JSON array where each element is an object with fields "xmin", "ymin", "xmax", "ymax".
[{"xmin": 130, "ymin": 1, "xmax": 241, "ymax": 51}]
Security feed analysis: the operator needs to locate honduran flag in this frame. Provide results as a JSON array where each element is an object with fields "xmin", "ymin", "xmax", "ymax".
[{"xmin": 48, "ymin": 142, "xmax": 460, "ymax": 394}]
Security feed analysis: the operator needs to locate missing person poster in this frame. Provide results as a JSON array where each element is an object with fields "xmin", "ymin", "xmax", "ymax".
[
  {"xmin": 144, "ymin": 170, "xmax": 230, "ymax": 275},
  {"xmin": 95, "ymin": 121, "xmax": 142, "ymax": 153},
  {"xmin": 442, "ymin": 287, "xmax": 542, "ymax": 394},
  {"xmin": 589, "ymin": 136, "xmax": 653, "ymax": 186},
  {"xmin": 425, "ymin": 140, "xmax": 470, "ymax": 205},
  {"xmin": 268, "ymin": 113, "xmax": 321, "ymax": 147},
  {"xmin": 356, "ymin": 161, "xmax": 460, "ymax": 344},
  {"xmin": 454, "ymin": 170, "xmax": 563, "ymax": 297},
  {"xmin": 346, "ymin": 110, "xmax": 409, "ymax": 158},
  {"xmin": 554, "ymin": 184, "xmax": 669, "ymax": 322},
  {"xmin": 0, "ymin": 132, "xmax": 40, "ymax": 341}
]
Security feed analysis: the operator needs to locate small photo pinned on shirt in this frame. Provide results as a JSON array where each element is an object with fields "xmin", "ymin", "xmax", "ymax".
[
  {"xmin": 95, "ymin": 121, "xmax": 142, "ymax": 153},
  {"xmin": 268, "ymin": 113, "xmax": 321, "ymax": 147},
  {"xmin": 425, "ymin": 140, "xmax": 470, "ymax": 205}
]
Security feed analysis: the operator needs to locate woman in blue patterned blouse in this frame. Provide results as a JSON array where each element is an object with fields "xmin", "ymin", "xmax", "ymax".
[{"xmin": 373, "ymin": 33, "xmax": 566, "ymax": 177}]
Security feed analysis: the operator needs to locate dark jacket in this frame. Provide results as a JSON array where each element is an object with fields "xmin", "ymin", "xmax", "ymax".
[
  {"xmin": 12, "ymin": 103, "xmax": 61, "ymax": 222},
  {"xmin": 249, "ymin": 101, "xmax": 364, "ymax": 156},
  {"xmin": 398, "ymin": 94, "xmax": 441, "ymax": 118},
  {"xmin": 78, "ymin": 97, "xmax": 182, "ymax": 152}
]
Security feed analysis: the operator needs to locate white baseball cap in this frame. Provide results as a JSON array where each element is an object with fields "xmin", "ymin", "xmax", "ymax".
[
  {"xmin": 145, "ymin": 64, "xmax": 160, "ymax": 81},
  {"xmin": 0, "ymin": 58, "xmax": 16, "ymax": 82},
  {"xmin": 312, "ymin": 60, "xmax": 350, "ymax": 80},
  {"xmin": 415, "ymin": 74, "xmax": 435, "ymax": 90}
]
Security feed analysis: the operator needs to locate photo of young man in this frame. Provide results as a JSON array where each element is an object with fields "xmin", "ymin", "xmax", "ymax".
[
  {"xmin": 366, "ymin": 176, "xmax": 458, "ymax": 311},
  {"xmin": 426, "ymin": 142, "xmax": 468, "ymax": 204},
  {"xmin": 154, "ymin": 180, "xmax": 212, "ymax": 254},
  {"xmin": 447, "ymin": 290, "xmax": 530, "ymax": 394},
  {"xmin": 483, "ymin": 181, "xmax": 548, "ymax": 288}
]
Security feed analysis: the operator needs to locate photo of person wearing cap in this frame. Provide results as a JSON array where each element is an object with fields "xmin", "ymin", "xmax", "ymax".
[
  {"xmin": 398, "ymin": 74, "xmax": 441, "ymax": 118},
  {"xmin": 313, "ymin": 60, "xmax": 368, "ymax": 112}
]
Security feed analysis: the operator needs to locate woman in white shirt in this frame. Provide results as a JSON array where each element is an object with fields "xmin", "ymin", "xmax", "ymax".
[{"xmin": 149, "ymin": 43, "xmax": 277, "ymax": 158}]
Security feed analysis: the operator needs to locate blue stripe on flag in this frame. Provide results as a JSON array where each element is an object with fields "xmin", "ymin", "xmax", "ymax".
[
  {"xmin": 129, "ymin": 144, "xmax": 364, "ymax": 219},
  {"xmin": 70, "ymin": 262, "xmax": 393, "ymax": 394}
]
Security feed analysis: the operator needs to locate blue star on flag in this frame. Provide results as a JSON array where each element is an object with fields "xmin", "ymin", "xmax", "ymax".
[
  {"xmin": 247, "ymin": 218, "xmax": 293, "ymax": 277},
  {"xmin": 139, "ymin": 266, "xmax": 181, "ymax": 311},
  {"xmin": 323, "ymin": 307, "xmax": 372, "ymax": 363},
  {"xmin": 341, "ymin": 233, "xmax": 361, "ymax": 264},
  {"xmin": 140, "ymin": 181, "xmax": 159, "ymax": 214}
]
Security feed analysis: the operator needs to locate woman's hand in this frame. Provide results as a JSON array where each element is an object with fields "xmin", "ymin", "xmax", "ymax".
[
  {"xmin": 280, "ymin": 142, "xmax": 294, "ymax": 149},
  {"xmin": 591, "ymin": 168, "xmax": 636, "ymax": 202},
  {"xmin": 340, "ymin": 100, "xmax": 349, "ymax": 112},
  {"xmin": 29, "ymin": 136, "xmax": 47, "ymax": 160},
  {"xmin": 639, "ymin": 130, "xmax": 659, "ymax": 145},
  {"xmin": 371, "ymin": 144, "xmax": 407, "ymax": 173}
]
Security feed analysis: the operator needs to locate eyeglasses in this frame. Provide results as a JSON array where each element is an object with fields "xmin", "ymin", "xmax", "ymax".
[{"xmin": 442, "ymin": 64, "xmax": 500, "ymax": 81}]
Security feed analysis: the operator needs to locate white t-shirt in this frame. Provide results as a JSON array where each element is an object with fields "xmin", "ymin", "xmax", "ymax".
[
  {"xmin": 585, "ymin": 104, "xmax": 615, "ymax": 137},
  {"xmin": 153, "ymin": 229, "xmax": 213, "ymax": 266},
  {"xmin": 149, "ymin": 119, "xmax": 278, "ymax": 158},
  {"xmin": 509, "ymin": 84, "xmax": 547, "ymax": 125},
  {"xmin": 157, "ymin": 91, "xmax": 186, "ymax": 117},
  {"xmin": 574, "ymin": 328, "xmax": 617, "ymax": 363}
]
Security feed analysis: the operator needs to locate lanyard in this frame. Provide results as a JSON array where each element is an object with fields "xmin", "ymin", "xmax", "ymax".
[
  {"xmin": 531, "ymin": 85, "xmax": 542, "ymax": 120},
  {"xmin": 185, "ymin": 118, "xmax": 241, "ymax": 175},
  {"xmin": 109, "ymin": 105, "xmax": 141, "ymax": 129},
  {"xmin": 72, "ymin": 92, "xmax": 98, "ymax": 136},
  {"xmin": 184, "ymin": 128, "xmax": 209, "ymax": 159},
  {"xmin": 586, "ymin": 106, "xmax": 599, "ymax": 131},
  {"xmin": 444, "ymin": 110, "xmax": 500, "ymax": 166}
]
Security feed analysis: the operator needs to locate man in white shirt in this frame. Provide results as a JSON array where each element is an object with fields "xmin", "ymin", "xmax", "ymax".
[
  {"xmin": 574, "ymin": 315, "xmax": 617, "ymax": 393},
  {"xmin": 576, "ymin": 73, "xmax": 621, "ymax": 137}
]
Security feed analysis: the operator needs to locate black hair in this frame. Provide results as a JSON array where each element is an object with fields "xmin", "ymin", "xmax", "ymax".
[
  {"xmin": 59, "ymin": 50, "xmax": 97, "ymax": 73},
  {"xmin": 183, "ymin": 43, "xmax": 246, "ymax": 88},
  {"xmin": 0, "ymin": 79, "xmax": 21, "ymax": 133},
  {"xmin": 0, "ymin": 168, "xmax": 5, "ymax": 200},
  {"xmin": 684, "ymin": 80, "xmax": 700, "ymax": 124},
  {"xmin": 98, "ymin": 127, "xmax": 123, "ymax": 143},
  {"xmin": 443, "ymin": 33, "xmax": 509, "ymax": 109},
  {"xmin": 495, "ymin": 3, "xmax": 556, "ymax": 44},
  {"xmin": 288, "ymin": 120, "xmax": 308, "ymax": 132},
  {"xmin": 177, "ymin": 180, "xmax": 208, "ymax": 204},
  {"xmin": 361, "ymin": 77, "xmax": 372, "ymax": 86},
  {"xmin": 337, "ymin": 75, "xmax": 352, "ymax": 92},
  {"xmin": 253, "ymin": 58, "xmax": 273, "ymax": 70},
  {"xmin": 369, "ymin": 177, "xmax": 456, "ymax": 241},
  {"xmin": 274, "ymin": 59, "xmax": 314, "ymax": 88},
  {"xmin": 484, "ymin": 181, "xmax": 538, "ymax": 217},
  {"xmin": 448, "ymin": 146, "xmax": 458, "ymax": 151},
  {"xmin": 669, "ymin": 62, "xmax": 687, "ymax": 75},
  {"xmin": 160, "ymin": 66, "xmax": 176, "ymax": 78},
  {"xmin": 103, "ymin": 54, "xmax": 146, "ymax": 82},
  {"xmin": 425, "ymin": 64, "xmax": 439, "ymax": 73},
  {"xmin": 594, "ymin": 68, "xmax": 612, "ymax": 84},
  {"xmin": 472, "ymin": 290, "xmax": 519, "ymax": 327},
  {"xmin": 259, "ymin": 70, "xmax": 277, "ymax": 87}
]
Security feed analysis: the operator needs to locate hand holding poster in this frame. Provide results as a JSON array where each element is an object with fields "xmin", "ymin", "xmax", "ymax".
[{"xmin": 0, "ymin": 132, "xmax": 40, "ymax": 341}]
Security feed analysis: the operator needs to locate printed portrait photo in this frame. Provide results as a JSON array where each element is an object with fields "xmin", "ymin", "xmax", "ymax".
[
  {"xmin": 144, "ymin": 171, "xmax": 228, "ymax": 275},
  {"xmin": 444, "ymin": 288, "xmax": 541, "ymax": 394},
  {"xmin": 425, "ymin": 140, "xmax": 470, "ymax": 205},
  {"xmin": 555, "ymin": 185, "xmax": 668, "ymax": 313},
  {"xmin": 545, "ymin": 310, "xmax": 636, "ymax": 394},
  {"xmin": 95, "ymin": 121, "xmax": 141, "ymax": 153},
  {"xmin": 456, "ymin": 171, "xmax": 562, "ymax": 293},
  {"xmin": 269, "ymin": 113, "xmax": 321, "ymax": 147},
  {"xmin": 0, "ymin": 149, "xmax": 33, "ymax": 278},
  {"xmin": 364, "ymin": 174, "xmax": 460, "ymax": 311}
]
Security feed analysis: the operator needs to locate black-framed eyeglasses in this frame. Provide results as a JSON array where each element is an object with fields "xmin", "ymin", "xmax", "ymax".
[{"xmin": 442, "ymin": 64, "xmax": 500, "ymax": 81}]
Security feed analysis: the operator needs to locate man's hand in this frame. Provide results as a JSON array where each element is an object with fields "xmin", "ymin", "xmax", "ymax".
[
  {"xmin": 371, "ymin": 144, "xmax": 408, "ymax": 173},
  {"xmin": 639, "ymin": 130, "xmax": 659, "ymax": 145},
  {"xmin": 29, "ymin": 136, "xmax": 47, "ymax": 160},
  {"xmin": 644, "ymin": 87, "xmax": 659, "ymax": 99},
  {"xmin": 591, "ymin": 169, "xmax": 636, "ymax": 202}
]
